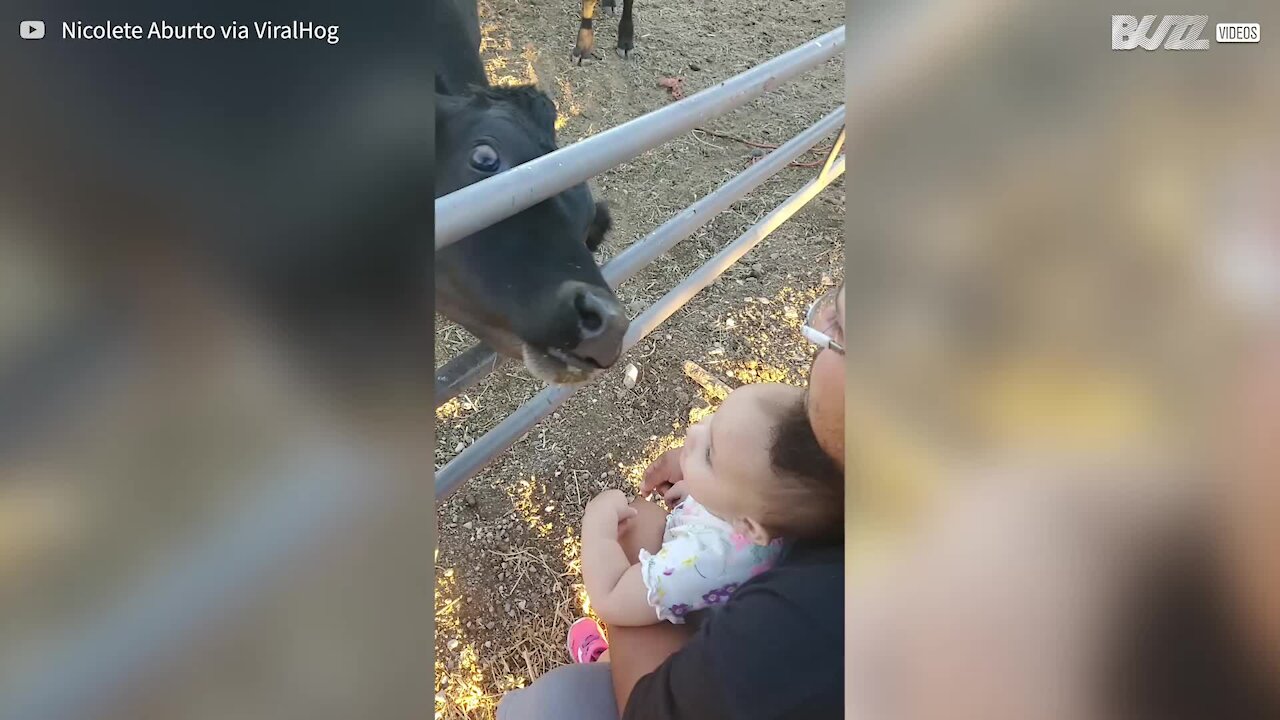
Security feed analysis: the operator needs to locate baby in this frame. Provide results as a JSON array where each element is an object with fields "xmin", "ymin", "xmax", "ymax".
[{"xmin": 575, "ymin": 382, "xmax": 843, "ymax": 651}]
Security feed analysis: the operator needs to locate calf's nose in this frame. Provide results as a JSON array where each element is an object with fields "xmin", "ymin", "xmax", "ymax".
[{"xmin": 567, "ymin": 282, "xmax": 628, "ymax": 368}]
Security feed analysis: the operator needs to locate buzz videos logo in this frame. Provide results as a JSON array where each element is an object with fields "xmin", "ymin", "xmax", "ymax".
[
  {"xmin": 1113, "ymin": 15, "xmax": 1209, "ymax": 50},
  {"xmin": 1112, "ymin": 15, "xmax": 1261, "ymax": 50}
]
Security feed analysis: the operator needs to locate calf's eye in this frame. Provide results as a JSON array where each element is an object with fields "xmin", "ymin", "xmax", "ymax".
[{"xmin": 470, "ymin": 143, "xmax": 501, "ymax": 172}]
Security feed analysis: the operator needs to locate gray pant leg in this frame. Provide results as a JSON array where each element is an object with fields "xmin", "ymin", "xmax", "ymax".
[{"xmin": 496, "ymin": 662, "xmax": 619, "ymax": 720}]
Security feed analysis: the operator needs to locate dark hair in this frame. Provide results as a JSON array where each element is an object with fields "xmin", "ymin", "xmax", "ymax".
[{"xmin": 759, "ymin": 397, "xmax": 845, "ymax": 542}]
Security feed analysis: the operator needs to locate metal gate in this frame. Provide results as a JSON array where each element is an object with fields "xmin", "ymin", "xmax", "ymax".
[{"xmin": 435, "ymin": 25, "xmax": 848, "ymax": 502}]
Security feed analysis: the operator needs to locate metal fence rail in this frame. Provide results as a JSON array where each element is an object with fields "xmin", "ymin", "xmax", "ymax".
[
  {"xmin": 434, "ymin": 26, "xmax": 845, "ymax": 249},
  {"xmin": 436, "ymin": 106, "xmax": 847, "ymax": 408}
]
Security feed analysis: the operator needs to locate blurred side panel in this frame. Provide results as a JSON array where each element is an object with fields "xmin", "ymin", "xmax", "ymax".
[
  {"xmin": 843, "ymin": 0, "xmax": 1280, "ymax": 551},
  {"xmin": 844, "ymin": 1, "xmax": 1279, "ymax": 718},
  {"xmin": 0, "ymin": 1, "xmax": 436, "ymax": 719}
]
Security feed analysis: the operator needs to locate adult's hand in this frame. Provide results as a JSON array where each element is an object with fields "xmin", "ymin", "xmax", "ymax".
[{"xmin": 641, "ymin": 448, "xmax": 684, "ymax": 508}]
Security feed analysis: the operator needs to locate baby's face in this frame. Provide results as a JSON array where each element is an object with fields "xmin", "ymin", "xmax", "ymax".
[{"xmin": 678, "ymin": 383, "xmax": 803, "ymax": 523}]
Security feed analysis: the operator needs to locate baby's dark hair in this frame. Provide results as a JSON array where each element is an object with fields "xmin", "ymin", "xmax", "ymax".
[{"xmin": 758, "ymin": 396, "xmax": 845, "ymax": 542}]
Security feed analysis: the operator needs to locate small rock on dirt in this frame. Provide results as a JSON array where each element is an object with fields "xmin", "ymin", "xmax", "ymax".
[{"xmin": 623, "ymin": 363, "xmax": 639, "ymax": 389}]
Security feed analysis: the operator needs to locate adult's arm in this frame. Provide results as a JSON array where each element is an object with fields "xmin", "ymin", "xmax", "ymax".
[
  {"xmin": 619, "ymin": 549, "xmax": 846, "ymax": 720},
  {"xmin": 610, "ymin": 620, "xmax": 697, "ymax": 715}
]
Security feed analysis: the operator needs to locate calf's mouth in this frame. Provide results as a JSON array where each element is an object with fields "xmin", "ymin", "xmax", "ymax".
[{"xmin": 522, "ymin": 343, "xmax": 604, "ymax": 385}]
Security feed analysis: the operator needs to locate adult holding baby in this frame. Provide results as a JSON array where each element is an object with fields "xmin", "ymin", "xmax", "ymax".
[{"xmin": 497, "ymin": 283, "xmax": 846, "ymax": 720}]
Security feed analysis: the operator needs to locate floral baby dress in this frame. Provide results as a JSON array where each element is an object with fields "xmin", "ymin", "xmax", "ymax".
[{"xmin": 637, "ymin": 495, "xmax": 784, "ymax": 623}]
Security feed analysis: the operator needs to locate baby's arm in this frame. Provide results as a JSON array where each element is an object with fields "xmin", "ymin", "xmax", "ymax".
[
  {"xmin": 581, "ymin": 490, "xmax": 661, "ymax": 627},
  {"xmin": 585, "ymin": 563, "xmax": 658, "ymax": 627}
]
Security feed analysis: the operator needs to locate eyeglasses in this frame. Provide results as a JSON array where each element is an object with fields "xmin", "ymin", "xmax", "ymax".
[{"xmin": 801, "ymin": 286, "xmax": 844, "ymax": 354}]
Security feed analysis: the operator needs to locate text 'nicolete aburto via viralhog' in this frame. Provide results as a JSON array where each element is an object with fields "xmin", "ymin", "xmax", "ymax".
[{"xmin": 58, "ymin": 20, "xmax": 341, "ymax": 44}]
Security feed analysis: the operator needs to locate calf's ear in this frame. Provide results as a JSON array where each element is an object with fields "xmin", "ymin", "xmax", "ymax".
[
  {"xmin": 586, "ymin": 200, "xmax": 612, "ymax": 252},
  {"xmin": 435, "ymin": 92, "xmax": 466, "ymax": 125},
  {"xmin": 502, "ymin": 85, "xmax": 559, "ymax": 134}
]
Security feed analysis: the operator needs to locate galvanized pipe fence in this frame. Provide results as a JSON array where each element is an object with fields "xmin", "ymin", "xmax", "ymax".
[{"xmin": 434, "ymin": 26, "xmax": 849, "ymax": 501}]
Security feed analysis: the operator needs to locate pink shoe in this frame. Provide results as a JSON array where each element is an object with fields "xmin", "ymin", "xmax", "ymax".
[{"xmin": 566, "ymin": 617, "xmax": 609, "ymax": 663}]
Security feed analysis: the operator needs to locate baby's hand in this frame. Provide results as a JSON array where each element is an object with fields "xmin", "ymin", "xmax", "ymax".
[
  {"xmin": 583, "ymin": 489, "xmax": 638, "ymax": 536},
  {"xmin": 641, "ymin": 448, "xmax": 684, "ymax": 501},
  {"xmin": 662, "ymin": 481, "xmax": 689, "ymax": 508}
]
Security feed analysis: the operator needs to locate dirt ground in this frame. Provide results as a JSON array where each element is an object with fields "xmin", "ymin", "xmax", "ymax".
[{"xmin": 434, "ymin": 0, "xmax": 845, "ymax": 716}]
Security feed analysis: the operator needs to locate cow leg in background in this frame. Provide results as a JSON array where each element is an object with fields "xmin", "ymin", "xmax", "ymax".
[
  {"xmin": 602, "ymin": 0, "xmax": 616, "ymax": 16},
  {"xmin": 616, "ymin": 0, "xmax": 635, "ymax": 59},
  {"xmin": 573, "ymin": 0, "xmax": 601, "ymax": 64}
]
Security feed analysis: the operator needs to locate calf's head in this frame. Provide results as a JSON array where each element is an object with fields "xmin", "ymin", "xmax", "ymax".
[{"xmin": 435, "ymin": 84, "xmax": 628, "ymax": 384}]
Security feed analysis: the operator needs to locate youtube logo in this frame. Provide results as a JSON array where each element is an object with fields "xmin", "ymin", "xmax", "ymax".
[{"xmin": 20, "ymin": 20, "xmax": 46, "ymax": 40}]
